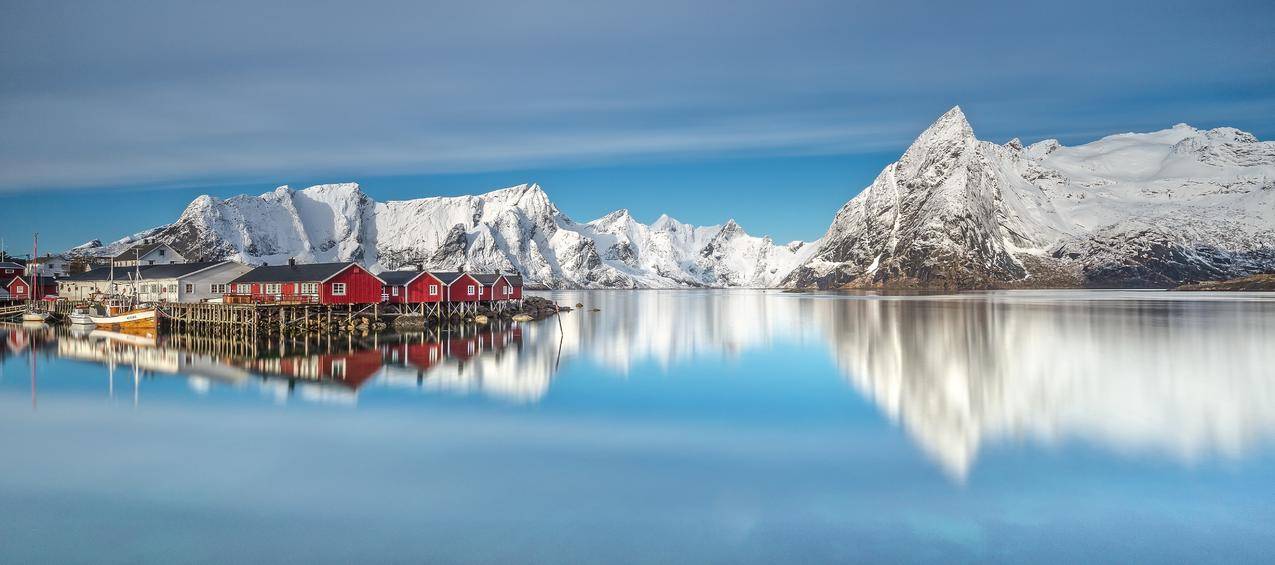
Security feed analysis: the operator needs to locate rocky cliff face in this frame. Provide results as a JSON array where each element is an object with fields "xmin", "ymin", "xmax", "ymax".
[
  {"xmin": 784, "ymin": 107, "xmax": 1275, "ymax": 289},
  {"xmin": 73, "ymin": 107, "xmax": 1275, "ymax": 289},
  {"xmin": 96, "ymin": 182, "xmax": 810, "ymax": 288}
]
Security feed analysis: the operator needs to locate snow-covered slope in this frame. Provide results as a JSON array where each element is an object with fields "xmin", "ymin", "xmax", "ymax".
[
  {"xmin": 785, "ymin": 107, "xmax": 1275, "ymax": 288},
  {"xmin": 119, "ymin": 182, "xmax": 810, "ymax": 288}
]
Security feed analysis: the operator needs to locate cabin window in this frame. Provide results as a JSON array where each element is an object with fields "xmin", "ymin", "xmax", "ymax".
[
  {"xmin": 332, "ymin": 283, "xmax": 347, "ymax": 296},
  {"xmin": 211, "ymin": 284, "xmax": 227, "ymax": 294},
  {"xmin": 265, "ymin": 283, "xmax": 281, "ymax": 294},
  {"xmin": 301, "ymin": 282, "xmax": 318, "ymax": 294},
  {"xmin": 184, "ymin": 284, "xmax": 193, "ymax": 294},
  {"xmin": 236, "ymin": 283, "xmax": 250, "ymax": 294},
  {"xmin": 391, "ymin": 286, "xmax": 400, "ymax": 296},
  {"xmin": 429, "ymin": 284, "xmax": 438, "ymax": 295},
  {"xmin": 468, "ymin": 284, "xmax": 476, "ymax": 294},
  {"xmin": 15, "ymin": 285, "xmax": 25, "ymax": 293},
  {"xmin": 158, "ymin": 249, "xmax": 165, "ymax": 256}
]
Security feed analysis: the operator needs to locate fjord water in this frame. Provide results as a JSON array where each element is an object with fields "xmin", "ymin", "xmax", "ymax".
[{"xmin": 2, "ymin": 290, "xmax": 1274, "ymax": 563}]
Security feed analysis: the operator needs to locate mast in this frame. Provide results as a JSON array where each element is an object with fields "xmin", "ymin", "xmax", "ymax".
[{"xmin": 30, "ymin": 232, "xmax": 38, "ymax": 301}]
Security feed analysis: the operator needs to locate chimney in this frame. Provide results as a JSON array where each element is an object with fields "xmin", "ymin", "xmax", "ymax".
[
  {"xmin": 288, "ymin": 258, "xmax": 297, "ymax": 268},
  {"xmin": 419, "ymin": 263, "xmax": 426, "ymax": 272}
]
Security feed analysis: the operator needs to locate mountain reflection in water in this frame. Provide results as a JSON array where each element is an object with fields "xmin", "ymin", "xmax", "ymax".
[{"xmin": 5, "ymin": 289, "xmax": 1275, "ymax": 479}]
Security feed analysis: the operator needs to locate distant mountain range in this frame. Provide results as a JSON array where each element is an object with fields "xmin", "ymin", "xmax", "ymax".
[{"xmin": 69, "ymin": 107, "xmax": 1275, "ymax": 288}]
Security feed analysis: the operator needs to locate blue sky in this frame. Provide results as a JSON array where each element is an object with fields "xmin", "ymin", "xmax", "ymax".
[{"xmin": 1, "ymin": 0, "xmax": 1273, "ymax": 252}]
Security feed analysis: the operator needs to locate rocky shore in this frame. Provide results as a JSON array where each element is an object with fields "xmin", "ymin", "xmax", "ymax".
[{"xmin": 1173, "ymin": 274, "xmax": 1275, "ymax": 291}]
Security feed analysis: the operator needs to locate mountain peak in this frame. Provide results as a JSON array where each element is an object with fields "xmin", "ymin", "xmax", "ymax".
[{"xmin": 921, "ymin": 105, "xmax": 974, "ymax": 140}]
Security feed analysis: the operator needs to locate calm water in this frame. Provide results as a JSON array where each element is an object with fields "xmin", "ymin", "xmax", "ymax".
[{"xmin": 3, "ymin": 290, "xmax": 1275, "ymax": 563}]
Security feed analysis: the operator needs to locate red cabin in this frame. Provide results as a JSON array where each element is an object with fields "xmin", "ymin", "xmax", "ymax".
[
  {"xmin": 473, "ymin": 273, "xmax": 515, "ymax": 301},
  {"xmin": 5, "ymin": 275, "xmax": 57, "ymax": 300},
  {"xmin": 378, "ymin": 270, "xmax": 448, "ymax": 304},
  {"xmin": 227, "ymin": 261, "xmax": 386, "ymax": 305},
  {"xmin": 431, "ymin": 272, "xmax": 482, "ymax": 302},
  {"xmin": 507, "ymin": 274, "xmax": 523, "ymax": 300}
]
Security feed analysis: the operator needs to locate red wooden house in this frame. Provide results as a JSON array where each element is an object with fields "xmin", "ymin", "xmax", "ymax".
[
  {"xmin": 5, "ymin": 275, "xmax": 57, "ymax": 300},
  {"xmin": 378, "ymin": 270, "xmax": 448, "ymax": 304},
  {"xmin": 431, "ymin": 272, "xmax": 482, "ymax": 303},
  {"xmin": 507, "ymin": 274, "xmax": 524, "ymax": 300},
  {"xmin": 226, "ymin": 261, "xmax": 385, "ymax": 305},
  {"xmin": 473, "ymin": 273, "xmax": 515, "ymax": 301}
]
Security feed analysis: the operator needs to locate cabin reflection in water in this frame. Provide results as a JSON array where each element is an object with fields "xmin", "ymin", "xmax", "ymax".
[{"xmin": 5, "ymin": 321, "xmax": 542, "ymax": 406}]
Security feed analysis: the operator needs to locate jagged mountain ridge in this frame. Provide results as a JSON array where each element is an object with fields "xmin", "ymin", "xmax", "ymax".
[
  {"xmin": 95, "ymin": 183, "xmax": 813, "ymax": 288},
  {"xmin": 783, "ymin": 106, "xmax": 1275, "ymax": 288},
  {"xmin": 71, "ymin": 107, "xmax": 1274, "ymax": 289}
]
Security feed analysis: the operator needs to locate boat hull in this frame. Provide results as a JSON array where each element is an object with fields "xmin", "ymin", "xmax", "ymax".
[
  {"xmin": 21, "ymin": 312, "xmax": 50, "ymax": 323},
  {"xmin": 90, "ymin": 308, "xmax": 158, "ymax": 332}
]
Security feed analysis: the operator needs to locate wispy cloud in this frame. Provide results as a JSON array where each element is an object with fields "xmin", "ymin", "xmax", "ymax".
[{"xmin": 1, "ymin": 0, "xmax": 1273, "ymax": 193}]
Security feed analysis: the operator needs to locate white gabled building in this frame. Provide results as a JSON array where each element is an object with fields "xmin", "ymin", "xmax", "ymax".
[
  {"xmin": 58, "ymin": 261, "xmax": 252, "ymax": 303},
  {"xmin": 113, "ymin": 241, "xmax": 187, "ymax": 268}
]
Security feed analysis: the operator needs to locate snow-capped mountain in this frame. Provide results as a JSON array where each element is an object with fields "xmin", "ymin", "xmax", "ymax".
[
  {"xmin": 74, "ymin": 106, "xmax": 1273, "ymax": 289},
  {"xmin": 105, "ymin": 182, "xmax": 811, "ymax": 288},
  {"xmin": 784, "ymin": 106, "xmax": 1275, "ymax": 288}
]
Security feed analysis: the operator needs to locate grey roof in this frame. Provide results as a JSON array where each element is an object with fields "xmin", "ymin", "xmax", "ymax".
[
  {"xmin": 505, "ymin": 274, "xmax": 523, "ymax": 286},
  {"xmin": 62, "ymin": 266, "xmax": 117, "ymax": 282},
  {"xmin": 378, "ymin": 270, "xmax": 429, "ymax": 286},
  {"xmin": 429, "ymin": 271, "xmax": 467, "ymax": 284},
  {"xmin": 230, "ymin": 262, "xmax": 378, "ymax": 284},
  {"xmin": 113, "ymin": 241, "xmax": 169, "ymax": 261},
  {"xmin": 133, "ymin": 261, "xmax": 228, "ymax": 279},
  {"xmin": 0, "ymin": 261, "xmax": 25, "ymax": 270},
  {"xmin": 472, "ymin": 273, "xmax": 503, "ymax": 285},
  {"xmin": 58, "ymin": 262, "xmax": 227, "ymax": 282}
]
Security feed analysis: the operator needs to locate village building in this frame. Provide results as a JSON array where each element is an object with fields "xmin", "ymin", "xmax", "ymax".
[
  {"xmin": 57, "ymin": 261, "xmax": 251, "ymax": 303},
  {"xmin": 378, "ymin": 270, "xmax": 448, "ymax": 304},
  {"xmin": 506, "ymin": 274, "xmax": 524, "ymax": 300},
  {"xmin": 5, "ymin": 275, "xmax": 57, "ymax": 300},
  {"xmin": 430, "ymin": 272, "xmax": 482, "ymax": 303},
  {"xmin": 0, "ymin": 262, "xmax": 24, "ymax": 282},
  {"xmin": 25, "ymin": 254, "xmax": 78, "ymax": 278},
  {"xmin": 473, "ymin": 273, "xmax": 515, "ymax": 302},
  {"xmin": 113, "ymin": 241, "xmax": 187, "ymax": 268},
  {"xmin": 227, "ymin": 261, "xmax": 385, "ymax": 305},
  {"xmin": 132, "ymin": 262, "xmax": 255, "ymax": 303}
]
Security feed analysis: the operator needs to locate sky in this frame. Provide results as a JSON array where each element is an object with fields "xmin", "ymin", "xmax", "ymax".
[{"xmin": 1, "ymin": 0, "xmax": 1273, "ymax": 252}]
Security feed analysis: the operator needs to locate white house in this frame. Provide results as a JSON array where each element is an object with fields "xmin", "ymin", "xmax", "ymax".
[
  {"xmin": 58, "ymin": 261, "xmax": 251, "ymax": 303},
  {"xmin": 26, "ymin": 254, "xmax": 77, "ymax": 277},
  {"xmin": 113, "ymin": 241, "xmax": 187, "ymax": 268}
]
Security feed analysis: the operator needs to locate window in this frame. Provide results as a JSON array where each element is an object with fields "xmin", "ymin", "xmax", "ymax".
[
  {"xmin": 158, "ymin": 249, "xmax": 165, "ymax": 256},
  {"xmin": 211, "ymin": 284, "xmax": 227, "ymax": 294},
  {"xmin": 332, "ymin": 283, "xmax": 347, "ymax": 296},
  {"xmin": 429, "ymin": 284, "xmax": 438, "ymax": 295},
  {"xmin": 236, "ymin": 283, "xmax": 250, "ymax": 294},
  {"xmin": 468, "ymin": 284, "xmax": 476, "ymax": 294},
  {"xmin": 185, "ymin": 284, "xmax": 194, "ymax": 293},
  {"xmin": 391, "ymin": 286, "xmax": 400, "ymax": 296},
  {"xmin": 147, "ymin": 260, "xmax": 155, "ymax": 265},
  {"xmin": 265, "ymin": 283, "xmax": 281, "ymax": 294},
  {"xmin": 15, "ymin": 285, "xmax": 25, "ymax": 294},
  {"xmin": 301, "ymin": 283, "xmax": 318, "ymax": 294}
]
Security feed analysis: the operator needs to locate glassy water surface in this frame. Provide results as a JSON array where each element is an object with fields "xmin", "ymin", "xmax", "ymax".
[{"xmin": 2, "ymin": 290, "xmax": 1274, "ymax": 563}]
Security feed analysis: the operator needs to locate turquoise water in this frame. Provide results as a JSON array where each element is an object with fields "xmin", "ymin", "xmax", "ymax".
[{"xmin": 2, "ymin": 290, "xmax": 1274, "ymax": 563}]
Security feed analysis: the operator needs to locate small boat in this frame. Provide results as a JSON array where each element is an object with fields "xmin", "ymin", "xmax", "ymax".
[
  {"xmin": 21, "ymin": 311, "xmax": 50, "ymax": 323},
  {"xmin": 68, "ymin": 304, "xmax": 96, "ymax": 326},
  {"xmin": 90, "ymin": 305, "xmax": 158, "ymax": 332}
]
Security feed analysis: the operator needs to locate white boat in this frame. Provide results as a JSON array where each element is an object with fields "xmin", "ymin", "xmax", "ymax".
[{"xmin": 68, "ymin": 305, "xmax": 96, "ymax": 326}]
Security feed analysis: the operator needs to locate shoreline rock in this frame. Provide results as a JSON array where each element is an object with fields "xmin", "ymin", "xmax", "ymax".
[{"xmin": 1173, "ymin": 274, "xmax": 1275, "ymax": 291}]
